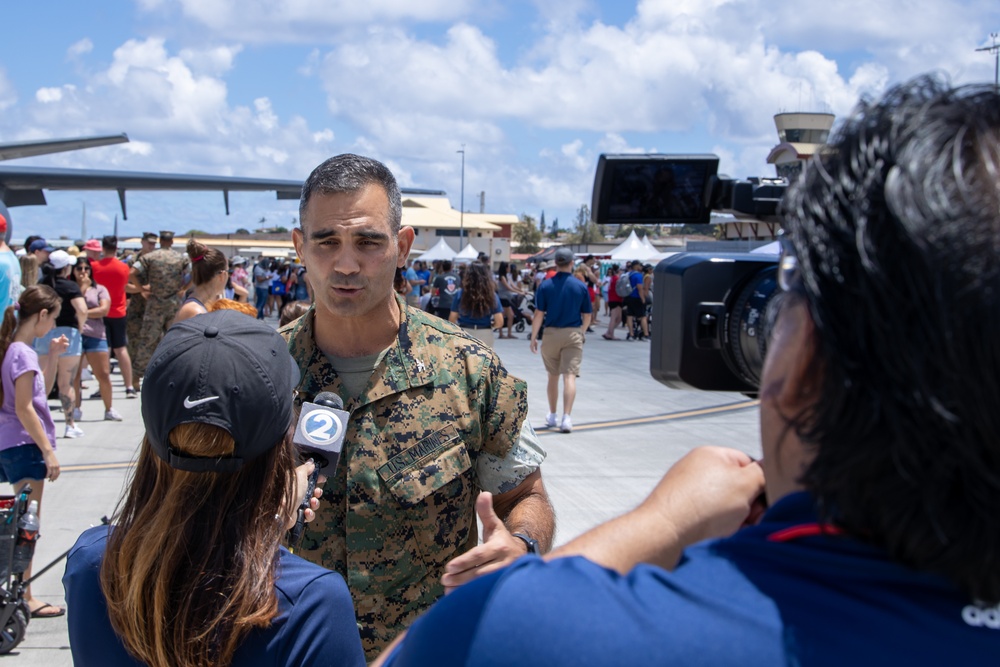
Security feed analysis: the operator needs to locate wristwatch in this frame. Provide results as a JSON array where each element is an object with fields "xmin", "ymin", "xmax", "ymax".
[{"xmin": 512, "ymin": 532, "xmax": 540, "ymax": 555}]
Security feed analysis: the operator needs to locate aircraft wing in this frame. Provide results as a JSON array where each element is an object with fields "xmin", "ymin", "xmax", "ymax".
[
  {"xmin": 0, "ymin": 134, "xmax": 130, "ymax": 161},
  {"xmin": 0, "ymin": 165, "xmax": 303, "ymax": 219}
]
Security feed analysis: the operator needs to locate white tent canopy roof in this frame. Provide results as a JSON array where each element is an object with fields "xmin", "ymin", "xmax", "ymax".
[
  {"xmin": 454, "ymin": 243, "xmax": 480, "ymax": 260},
  {"xmin": 417, "ymin": 238, "xmax": 458, "ymax": 261},
  {"xmin": 608, "ymin": 230, "xmax": 660, "ymax": 261}
]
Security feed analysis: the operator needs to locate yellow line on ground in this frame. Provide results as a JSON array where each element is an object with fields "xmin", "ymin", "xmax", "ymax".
[
  {"xmin": 62, "ymin": 400, "xmax": 760, "ymax": 471},
  {"xmin": 63, "ymin": 462, "xmax": 135, "ymax": 472},
  {"xmin": 537, "ymin": 399, "xmax": 760, "ymax": 434}
]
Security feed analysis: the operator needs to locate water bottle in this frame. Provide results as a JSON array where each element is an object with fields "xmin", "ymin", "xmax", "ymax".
[{"xmin": 11, "ymin": 500, "xmax": 39, "ymax": 575}]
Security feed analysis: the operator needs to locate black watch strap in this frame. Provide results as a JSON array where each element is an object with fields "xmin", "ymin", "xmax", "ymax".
[{"xmin": 512, "ymin": 532, "xmax": 540, "ymax": 555}]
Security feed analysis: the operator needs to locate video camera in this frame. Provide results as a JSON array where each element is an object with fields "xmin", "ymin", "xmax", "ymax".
[{"xmin": 591, "ymin": 154, "xmax": 785, "ymax": 396}]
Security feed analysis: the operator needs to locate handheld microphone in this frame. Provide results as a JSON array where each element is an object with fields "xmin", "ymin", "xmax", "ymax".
[{"xmin": 288, "ymin": 391, "xmax": 350, "ymax": 549}]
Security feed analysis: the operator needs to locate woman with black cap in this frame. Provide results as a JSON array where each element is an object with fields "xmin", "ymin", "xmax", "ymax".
[{"xmin": 62, "ymin": 310, "xmax": 365, "ymax": 667}]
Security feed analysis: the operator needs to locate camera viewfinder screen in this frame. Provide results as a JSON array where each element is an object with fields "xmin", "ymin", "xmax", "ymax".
[{"xmin": 593, "ymin": 154, "xmax": 718, "ymax": 226}]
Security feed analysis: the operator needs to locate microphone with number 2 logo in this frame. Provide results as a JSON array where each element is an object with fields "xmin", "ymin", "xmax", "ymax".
[{"xmin": 288, "ymin": 392, "xmax": 350, "ymax": 548}]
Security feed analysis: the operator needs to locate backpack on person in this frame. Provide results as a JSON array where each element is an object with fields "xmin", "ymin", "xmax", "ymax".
[{"xmin": 616, "ymin": 271, "xmax": 634, "ymax": 298}]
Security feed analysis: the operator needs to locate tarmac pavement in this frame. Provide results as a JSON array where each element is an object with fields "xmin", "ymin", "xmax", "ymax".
[{"xmin": 11, "ymin": 315, "xmax": 760, "ymax": 665}]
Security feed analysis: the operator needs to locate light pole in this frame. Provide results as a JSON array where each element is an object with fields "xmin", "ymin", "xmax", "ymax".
[
  {"xmin": 458, "ymin": 145, "xmax": 465, "ymax": 250},
  {"xmin": 976, "ymin": 32, "xmax": 1000, "ymax": 90}
]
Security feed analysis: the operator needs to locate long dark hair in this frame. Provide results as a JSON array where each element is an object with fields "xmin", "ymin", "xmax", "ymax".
[
  {"xmin": 779, "ymin": 76, "xmax": 1000, "ymax": 603},
  {"xmin": 101, "ymin": 423, "xmax": 297, "ymax": 667},
  {"xmin": 459, "ymin": 262, "xmax": 495, "ymax": 318},
  {"xmin": 0, "ymin": 285, "xmax": 60, "ymax": 405}
]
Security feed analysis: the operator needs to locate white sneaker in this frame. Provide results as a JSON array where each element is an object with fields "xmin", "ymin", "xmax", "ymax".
[
  {"xmin": 64, "ymin": 425, "xmax": 85, "ymax": 439},
  {"xmin": 72, "ymin": 407, "xmax": 82, "ymax": 421},
  {"xmin": 545, "ymin": 412, "xmax": 558, "ymax": 429},
  {"xmin": 104, "ymin": 408, "xmax": 123, "ymax": 422},
  {"xmin": 81, "ymin": 368, "xmax": 94, "ymax": 381},
  {"xmin": 560, "ymin": 414, "xmax": 573, "ymax": 433}
]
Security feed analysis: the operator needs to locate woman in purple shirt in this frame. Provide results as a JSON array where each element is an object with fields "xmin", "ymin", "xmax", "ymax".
[{"xmin": 0, "ymin": 284, "xmax": 67, "ymax": 618}]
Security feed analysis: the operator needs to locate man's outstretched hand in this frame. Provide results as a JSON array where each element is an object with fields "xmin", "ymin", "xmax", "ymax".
[{"xmin": 441, "ymin": 492, "xmax": 529, "ymax": 594}]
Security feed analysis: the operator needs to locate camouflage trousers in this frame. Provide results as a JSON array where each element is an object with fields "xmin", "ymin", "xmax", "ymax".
[
  {"xmin": 125, "ymin": 297, "xmax": 146, "ymax": 378},
  {"xmin": 130, "ymin": 296, "xmax": 180, "ymax": 382}
]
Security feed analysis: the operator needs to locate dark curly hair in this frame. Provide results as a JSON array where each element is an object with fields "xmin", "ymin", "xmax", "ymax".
[{"xmin": 779, "ymin": 75, "xmax": 1000, "ymax": 603}]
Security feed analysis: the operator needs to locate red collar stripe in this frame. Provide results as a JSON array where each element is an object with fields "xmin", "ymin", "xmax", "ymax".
[{"xmin": 767, "ymin": 523, "xmax": 844, "ymax": 542}]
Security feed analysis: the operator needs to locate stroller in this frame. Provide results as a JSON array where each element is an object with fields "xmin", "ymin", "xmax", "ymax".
[
  {"xmin": 0, "ymin": 486, "xmax": 35, "ymax": 653},
  {"xmin": 510, "ymin": 292, "xmax": 535, "ymax": 333}
]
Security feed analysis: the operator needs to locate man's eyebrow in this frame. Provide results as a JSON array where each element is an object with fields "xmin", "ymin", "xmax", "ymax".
[{"xmin": 307, "ymin": 228, "xmax": 390, "ymax": 242}]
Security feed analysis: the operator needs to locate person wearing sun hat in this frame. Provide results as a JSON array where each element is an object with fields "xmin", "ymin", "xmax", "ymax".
[
  {"xmin": 62, "ymin": 310, "xmax": 365, "ymax": 667},
  {"xmin": 37, "ymin": 249, "xmax": 88, "ymax": 438}
]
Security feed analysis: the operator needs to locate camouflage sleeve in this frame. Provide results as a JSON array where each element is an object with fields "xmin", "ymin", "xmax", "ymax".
[
  {"xmin": 134, "ymin": 255, "xmax": 149, "ymax": 283},
  {"xmin": 476, "ymin": 420, "xmax": 546, "ymax": 494},
  {"xmin": 477, "ymin": 355, "xmax": 528, "ymax": 460}
]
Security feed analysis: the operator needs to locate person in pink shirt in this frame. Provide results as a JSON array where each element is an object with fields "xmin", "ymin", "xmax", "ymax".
[
  {"xmin": 84, "ymin": 237, "xmax": 136, "ymax": 399},
  {"xmin": 0, "ymin": 284, "xmax": 67, "ymax": 618}
]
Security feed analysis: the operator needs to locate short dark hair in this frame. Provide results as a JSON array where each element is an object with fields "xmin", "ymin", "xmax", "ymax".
[
  {"xmin": 299, "ymin": 154, "xmax": 402, "ymax": 234},
  {"xmin": 102, "ymin": 235, "xmax": 118, "ymax": 251},
  {"xmin": 442, "ymin": 260, "xmax": 453, "ymax": 272},
  {"xmin": 780, "ymin": 75, "xmax": 1000, "ymax": 603}
]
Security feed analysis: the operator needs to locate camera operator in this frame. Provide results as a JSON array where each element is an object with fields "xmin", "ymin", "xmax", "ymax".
[{"xmin": 373, "ymin": 76, "xmax": 1000, "ymax": 665}]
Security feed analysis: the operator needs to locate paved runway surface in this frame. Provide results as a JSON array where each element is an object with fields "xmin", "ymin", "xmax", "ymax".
[{"xmin": 13, "ymin": 315, "xmax": 760, "ymax": 665}]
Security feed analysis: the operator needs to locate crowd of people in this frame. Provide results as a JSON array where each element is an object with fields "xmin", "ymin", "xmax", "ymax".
[{"xmin": 2, "ymin": 74, "xmax": 995, "ymax": 667}]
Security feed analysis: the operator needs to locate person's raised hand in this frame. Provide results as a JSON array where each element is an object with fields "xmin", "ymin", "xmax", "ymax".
[{"xmin": 441, "ymin": 491, "xmax": 528, "ymax": 594}]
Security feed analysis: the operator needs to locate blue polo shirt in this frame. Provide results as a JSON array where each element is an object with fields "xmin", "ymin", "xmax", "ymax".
[
  {"xmin": 383, "ymin": 492, "xmax": 997, "ymax": 666},
  {"xmin": 535, "ymin": 272, "xmax": 592, "ymax": 328},
  {"xmin": 628, "ymin": 270, "xmax": 643, "ymax": 299},
  {"xmin": 63, "ymin": 525, "xmax": 366, "ymax": 667},
  {"xmin": 450, "ymin": 289, "xmax": 501, "ymax": 327}
]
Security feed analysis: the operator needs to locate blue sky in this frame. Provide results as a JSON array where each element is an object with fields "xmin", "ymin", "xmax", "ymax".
[{"xmin": 0, "ymin": 0, "xmax": 997, "ymax": 241}]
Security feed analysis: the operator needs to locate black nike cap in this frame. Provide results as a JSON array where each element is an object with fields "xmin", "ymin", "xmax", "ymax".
[{"xmin": 141, "ymin": 310, "xmax": 300, "ymax": 473}]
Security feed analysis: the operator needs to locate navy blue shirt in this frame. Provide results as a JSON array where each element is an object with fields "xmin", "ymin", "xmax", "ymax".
[
  {"xmin": 384, "ymin": 492, "xmax": 998, "ymax": 666},
  {"xmin": 450, "ymin": 289, "xmax": 501, "ymax": 327},
  {"xmin": 63, "ymin": 525, "xmax": 366, "ymax": 667},
  {"xmin": 535, "ymin": 272, "xmax": 592, "ymax": 328}
]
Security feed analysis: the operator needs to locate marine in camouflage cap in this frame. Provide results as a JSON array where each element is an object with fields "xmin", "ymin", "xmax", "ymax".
[
  {"xmin": 129, "ymin": 232, "xmax": 190, "ymax": 379},
  {"xmin": 287, "ymin": 153, "xmax": 554, "ymax": 660}
]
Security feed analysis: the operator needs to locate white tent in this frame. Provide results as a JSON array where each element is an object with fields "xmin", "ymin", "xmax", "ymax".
[
  {"xmin": 417, "ymin": 238, "xmax": 458, "ymax": 261},
  {"xmin": 608, "ymin": 230, "xmax": 659, "ymax": 261},
  {"xmin": 454, "ymin": 243, "xmax": 480, "ymax": 261}
]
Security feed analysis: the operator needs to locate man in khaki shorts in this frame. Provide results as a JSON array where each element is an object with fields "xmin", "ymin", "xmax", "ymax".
[{"xmin": 530, "ymin": 246, "xmax": 592, "ymax": 433}]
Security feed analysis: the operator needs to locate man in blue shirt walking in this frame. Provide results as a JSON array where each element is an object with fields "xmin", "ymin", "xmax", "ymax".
[{"xmin": 530, "ymin": 247, "xmax": 591, "ymax": 433}]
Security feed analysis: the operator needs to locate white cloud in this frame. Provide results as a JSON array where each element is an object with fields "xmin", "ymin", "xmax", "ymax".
[
  {"xmin": 67, "ymin": 38, "xmax": 94, "ymax": 59},
  {"xmin": 36, "ymin": 87, "xmax": 64, "ymax": 103},
  {"xmin": 139, "ymin": 0, "xmax": 478, "ymax": 42}
]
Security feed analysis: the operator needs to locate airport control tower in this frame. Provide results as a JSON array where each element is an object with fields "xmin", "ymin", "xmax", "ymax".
[{"xmin": 766, "ymin": 112, "xmax": 835, "ymax": 180}]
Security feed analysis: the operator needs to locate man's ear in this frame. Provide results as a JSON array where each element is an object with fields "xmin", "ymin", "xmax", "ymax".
[
  {"xmin": 773, "ymin": 299, "xmax": 820, "ymax": 411},
  {"xmin": 291, "ymin": 227, "xmax": 304, "ymax": 262},
  {"xmin": 397, "ymin": 227, "xmax": 415, "ymax": 267}
]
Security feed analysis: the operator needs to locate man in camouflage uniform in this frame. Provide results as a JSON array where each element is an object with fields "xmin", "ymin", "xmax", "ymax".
[
  {"xmin": 125, "ymin": 231, "xmax": 158, "ymax": 386},
  {"xmin": 129, "ymin": 230, "xmax": 190, "ymax": 380},
  {"xmin": 283, "ymin": 154, "xmax": 554, "ymax": 660}
]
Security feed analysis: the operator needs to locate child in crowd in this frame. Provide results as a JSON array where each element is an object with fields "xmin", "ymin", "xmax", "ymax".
[{"xmin": 0, "ymin": 285, "xmax": 67, "ymax": 618}]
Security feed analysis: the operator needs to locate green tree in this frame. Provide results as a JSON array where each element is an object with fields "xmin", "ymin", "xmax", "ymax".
[
  {"xmin": 513, "ymin": 213, "xmax": 542, "ymax": 253},
  {"xmin": 615, "ymin": 224, "xmax": 648, "ymax": 239},
  {"xmin": 273, "ymin": 226, "xmax": 289, "ymax": 233},
  {"xmin": 548, "ymin": 218, "xmax": 560, "ymax": 240},
  {"xmin": 570, "ymin": 204, "xmax": 602, "ymax": 244},
  {"xmin": 539, "ymin": 210, "xmax": 546, "ymax": 235},
  {"xmin": 184, "ymin": 229, "xmax": 208, "ymax": 237},
  {"xmin": 235, "ymin": 227, "xmax": 251, "ymax": 235}
]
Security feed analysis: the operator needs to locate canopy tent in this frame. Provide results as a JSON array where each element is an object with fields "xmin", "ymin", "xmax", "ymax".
[
  {"xmin": 454, "ymin": 243, "xmax": 481, "ymax": 261},
  {"xmin": 608, "ymin": 230, "xmax": 659, "ymax": 261},
  {"xmin": 416, "ymin": 238, "xmax": 458, "ymax": 261}
]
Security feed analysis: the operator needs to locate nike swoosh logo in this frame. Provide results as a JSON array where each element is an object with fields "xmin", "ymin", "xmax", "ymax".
[{"xmin": 183, "ymin": 395, "xmax": 220, "ymax": 409}]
